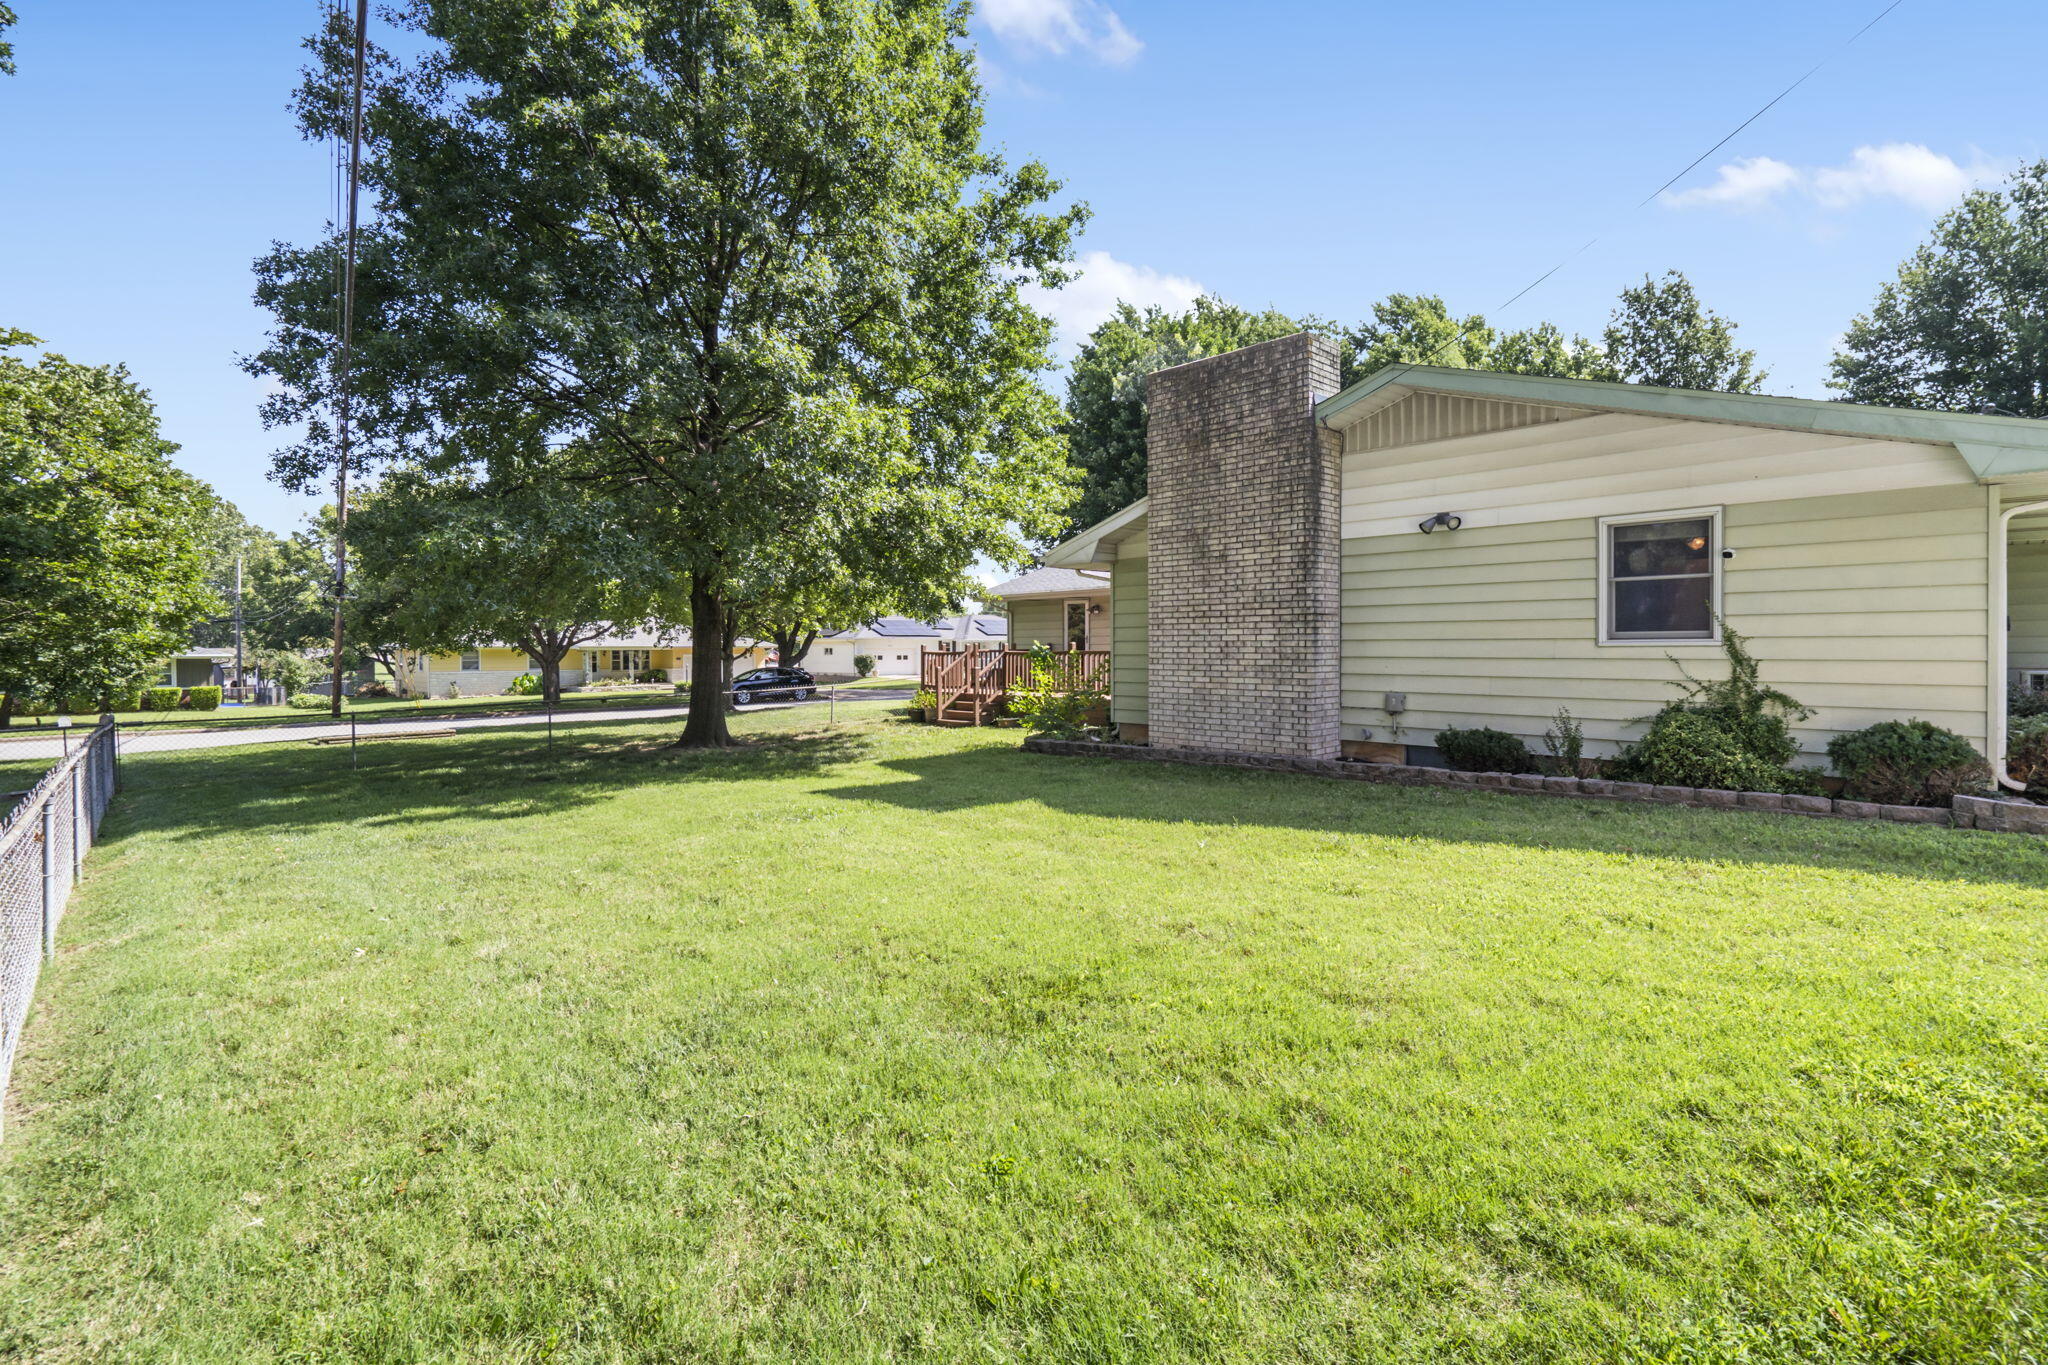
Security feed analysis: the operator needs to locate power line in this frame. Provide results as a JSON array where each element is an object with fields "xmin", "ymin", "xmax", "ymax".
[{"xmin": 1367, "ymin": 0, "xmax": 1909, "ymax": 389}]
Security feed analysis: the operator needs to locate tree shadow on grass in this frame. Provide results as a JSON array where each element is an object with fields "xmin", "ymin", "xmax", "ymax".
[
  {"xmin": 106, "ymin": 713, "xmax": 877, "ymax": 844},
  {"xmin": 823, "ymin": 745, "xmax": 2048, "ymax": 890}
]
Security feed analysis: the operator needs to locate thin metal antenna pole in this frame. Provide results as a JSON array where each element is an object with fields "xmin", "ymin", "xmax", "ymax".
[{"xmin": 328, "ymin": 0, "xmax": 369, "ymax": 720}]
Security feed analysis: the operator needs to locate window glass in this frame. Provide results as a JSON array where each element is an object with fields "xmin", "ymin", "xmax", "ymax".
[
  {"xmin": 460, "ymin": 649, "xmax": 481, "ymax": 670},
  {"xmin": 1064, "ymin": 600, "xmax": 1088, "ymax": 650},
  {"xmin": 1608, "ymin": 517, "xmax": 1714, "ymax": 640}
]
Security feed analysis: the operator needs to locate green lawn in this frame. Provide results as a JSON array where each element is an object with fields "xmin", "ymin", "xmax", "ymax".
[{"xmin": 2, "ymin": 707, "xmax": 2044, "ymax": 1362}]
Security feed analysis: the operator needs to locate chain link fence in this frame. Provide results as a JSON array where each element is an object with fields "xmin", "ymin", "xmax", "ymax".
[{"xmin": 0, "ymin": 720, "xmax": 116, "ymax": 1137}]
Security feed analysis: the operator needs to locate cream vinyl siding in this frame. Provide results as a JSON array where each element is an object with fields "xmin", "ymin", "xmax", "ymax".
[
  {"xmin": 1340, "ymin": 483, "xmax": 1993, "ymax": 760},
  {"xmin": 1111, "ymin": 555, "xmax": 1148, "ymax": 725},
  {"xmin": 2012, "ymin": 541, "xmax": 2048, "ymax": 675},
  {"xmin": 1340, "ymin": 409, "xmax": 1976, "ymax": 540}
]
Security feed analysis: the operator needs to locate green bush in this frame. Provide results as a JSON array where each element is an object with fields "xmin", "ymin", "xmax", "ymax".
[
  {"xmin": 1541, "ymin": 707, "xmax": 1588, "ymax": 777},
  {"xmin": 1006, "ymin": 645, "xmax": 1107, "ymax": 739},
  {"xmin": 911, "ymin": 688, "xmax": 938, "ymax": 719},
  {"xmin": 287, "ymin": 692, "xmax": 328, "ymax": 710},
  {"xmin": 1614, "ymin": 709, "xmax": 1815, "ymax": 793},
  {"xmin": 105, "ymin": 684, "xmax": 146, "ymax": 713},
  {"xmin": 1435, "ymin": 726, "xmax": 1537, "ymax": 773},
  {"xmin": 634, "ymin": 669, "xmax": 668, "ymax": 684},
  {"xmin": 508, "ymin": 672, "xmax": 543, "ymax": 696},
  {"xmin": 2008, "ymin": 715, "xmax": 2048, "ymax": 792},
  {"xmin": 853, "ymin": 654, "xmax": 877, "ymax": 678},
  {"xmin": 184, "ymin": 685, "xmax": 223, "ymax": 712},
  {"xmin": 1827, "ymin": 719, "xmax": 1988, "ymax": 806},
  {"xmin": 1611, "ymin": 624, "xmax": 1815, "ymax": 791},
  {"xmin": 142, "ymin": 686, "xmax": 183, "ymax": 712}
]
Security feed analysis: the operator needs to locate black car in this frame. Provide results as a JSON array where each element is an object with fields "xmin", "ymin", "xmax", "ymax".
[{"xmin": 729, "ymin": 666, "xmax": 816, "ymax": 707}]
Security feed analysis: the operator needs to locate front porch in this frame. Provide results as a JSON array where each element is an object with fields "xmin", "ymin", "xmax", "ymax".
[{"xmin": 920, "ymin": 647, "xmax": 1110, "ymax": 726}]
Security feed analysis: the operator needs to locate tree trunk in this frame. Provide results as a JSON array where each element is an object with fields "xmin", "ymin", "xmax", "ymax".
[
  {"xmin": 0, "ymin": 691, "xmax": 13, "ymax": 729},
  {"xmin": 677, "ymin": 581, "xmax": 732, "ymax": 748},
  {"xmin": 772, "ymin": 626, "xmax": 817, "ymax": 669},
  {"xmin": 542, "ymin": 653, "xmax": 563, "ymax": 705}
]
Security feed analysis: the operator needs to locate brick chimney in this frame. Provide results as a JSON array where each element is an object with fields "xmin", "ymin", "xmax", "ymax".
[{"xmin": 1144, "ymin": 333, "xmax": 1342, "ymax": 758}]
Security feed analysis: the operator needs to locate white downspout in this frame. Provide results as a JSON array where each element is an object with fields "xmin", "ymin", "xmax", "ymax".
[{"xmin": 1993, "ymin": 498, "xmax": 2048, "ymax": 791}]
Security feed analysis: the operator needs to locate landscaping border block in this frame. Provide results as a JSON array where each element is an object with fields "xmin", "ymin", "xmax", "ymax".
[{"xmin": 1021, "ymin": 737, "xmax": 2046, "ymax": 835}]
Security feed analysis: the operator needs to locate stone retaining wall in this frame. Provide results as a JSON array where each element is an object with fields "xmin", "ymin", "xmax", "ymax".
[{"xmin": 1021, "ymin": 737, "xmax": 2048, "ymax": 835}]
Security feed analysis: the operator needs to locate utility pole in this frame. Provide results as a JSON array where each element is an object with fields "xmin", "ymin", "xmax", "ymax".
[
  {"xmin": 328, "ymin": 0, "xmax": 370, "ymax": 719},
  {"xmin": 232, "ymin": 551, "xmax": 245, "ymax": 691}
]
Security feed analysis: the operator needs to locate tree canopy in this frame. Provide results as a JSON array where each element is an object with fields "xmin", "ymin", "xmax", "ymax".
[
  {"xmin": 1600, "ymin": 271, "xmax": 1765, "ymax": 393},
  {"xmin": 1058, "ymin": 273, "xmax": 1763, "ymax": 538},
  {"xmin": 0, "ymin": 330, "xmax": 217, "ymax": 720},
  {"xmin": 248, "ymin": 0, "xmax": 1083, "ymax": 746},
  {"xmin": 348, "ymin": 471, "xmax": 687, "ymax": 702},
  {"xmin": 1832, "ymin": 160, "xmax": 2048, "ymax": 416},
  {"xmin": 0, "ymin": 3, "xmax": 17, "ymax": 77}
]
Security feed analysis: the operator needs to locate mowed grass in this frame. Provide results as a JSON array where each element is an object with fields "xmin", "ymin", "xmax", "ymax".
[{"xmin": 2, "ymin": 705, "xmax": 2045, "ymax": 1363}]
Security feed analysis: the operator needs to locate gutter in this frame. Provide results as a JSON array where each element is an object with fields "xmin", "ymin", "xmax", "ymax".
[{"xmin": 1992, "ymin": 499, "xmax": 2048, "ymax": 791}]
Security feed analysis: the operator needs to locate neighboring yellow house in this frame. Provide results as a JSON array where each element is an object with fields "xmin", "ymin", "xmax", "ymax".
[{"xmin": 410, "ymin": 627, "xmax": 768, "ymax": 697}]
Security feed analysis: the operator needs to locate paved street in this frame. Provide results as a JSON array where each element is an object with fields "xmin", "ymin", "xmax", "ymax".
[{"xmin": 0, "ymin": 689, "xmax": 913, "ymax": 764}]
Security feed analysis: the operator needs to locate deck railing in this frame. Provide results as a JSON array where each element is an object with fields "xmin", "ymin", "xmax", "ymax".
[{"xmin": 921, "ymin": 647, "xmax": 1110, "ymax": 722}]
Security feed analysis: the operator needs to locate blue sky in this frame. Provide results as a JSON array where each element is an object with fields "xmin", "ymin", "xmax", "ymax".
[{"xmin": 2, "ymin": 0, "xmax": 2042, "ymax": 534}]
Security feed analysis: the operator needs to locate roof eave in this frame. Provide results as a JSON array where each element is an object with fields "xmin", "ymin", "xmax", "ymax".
[
  {"xmin": 1313, "ymin": 366, "xmax": 2048, "ymax": 477},
  {"xmin": 1044, "ymin": 496, "xmax": 1149, "ymax": 569}
]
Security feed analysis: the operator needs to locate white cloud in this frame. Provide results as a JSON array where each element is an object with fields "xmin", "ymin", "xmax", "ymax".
[
  {"xmin": 980, "ymin": 0, "xmax": 1142, "ymax": 65},
  {"xmin": 1661, "ymin": 156, "xmax": 1801, "ymax": 210},
  {"xmin": 1024, "ymin": 250, "xmax": 1204, "ymax": 358},
  {"xmin": 1810, "ymin": 143, "xmax": 1996, "ymax": 211},
  {"xmin": 1662, "ymin": 143, "xmax": 2001, "ymax": 214}
]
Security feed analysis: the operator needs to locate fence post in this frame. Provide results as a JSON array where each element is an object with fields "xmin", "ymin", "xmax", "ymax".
[
  {"xmin": 547, "ymin": 698, "xmax": 554, "ymax": 752},
  {"xmin": 350, "ymin": 712, "xmax": 358, "ymax": 769},
  {"xmin": 40, "ymin": 799, "xmax": 56, "ymax": 961},
  {"xmin": 70, "ymin": 770, "xmax": 83, "ymax": 880}
]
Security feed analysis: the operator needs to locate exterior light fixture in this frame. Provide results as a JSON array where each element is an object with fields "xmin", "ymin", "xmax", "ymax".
[{"xmin": 1417, "ymin": 512, "xmax": 1463, "ymax": 534}]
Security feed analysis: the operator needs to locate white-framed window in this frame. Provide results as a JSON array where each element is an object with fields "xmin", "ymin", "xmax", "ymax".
[
  {"xmin": 583, "ymin": 648, "xmax": 650, "ymax": 674},
  {"xmin": 459, "ymin": 649, "xmax": 482, "ymax": 671},
  {"xmin": 1598, "ymin": 507, "xmax": 1722, "ymax": 645}
]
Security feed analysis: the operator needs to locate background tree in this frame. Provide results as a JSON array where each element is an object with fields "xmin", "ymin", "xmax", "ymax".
[
  {"xmin": 1832, "ymin": 160, "xmax": 2048, "ymax": 416},
  {"xmin": 249, "ymin": 0, "xmax": 1081, "ymax": 748},
  {"xmin": 187, "ymin": 502, "xmax": 331, "ymax": 662},
  {"xmin": 350, "ymin": 470, "xmax": 686, "ymax": 704},
  {"xmin": 0, "ymin": 2, "xmax": 17, "ymax": 76},
  {"xmin": 1062, "ymin": 296, "xmax": 1311, "ymax": 532},
  {"xmin": 0, "ymin": 330, "xmax": 216, "ymax": 723},
  {"xmin": 1599, "ymin": 271, "xmax": 1765, "ymax": 393}
]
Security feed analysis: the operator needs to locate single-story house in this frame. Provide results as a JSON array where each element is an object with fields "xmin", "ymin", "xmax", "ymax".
[
  {"xmin": 412, "ymin": 627, "xmax": 768, "ymax": 697},
  {"xmin": 989, "ymin": 566, "xmax": 1110, "ymax": 651},
  {"xmin": 1042, "ymin": 333, "xmax": 2048, "ymax": 788},
  {"xmin": 796, "ymin": 615, "xmax": 1008, "ymax": 678},
  {"xmin": 156, "ymin": 647, "xmax": 240, "ymax": 689}
]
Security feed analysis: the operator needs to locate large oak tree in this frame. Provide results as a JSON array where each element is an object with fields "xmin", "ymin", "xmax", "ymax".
[{"xmin": 248, "ymin": 0, "xmax": 1082, "ymax": 746}]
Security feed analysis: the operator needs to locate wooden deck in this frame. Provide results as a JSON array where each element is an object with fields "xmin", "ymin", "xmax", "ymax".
[{"xmin": 919, "ymin": 648, "xmax": 1109, "ymax": 726}]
